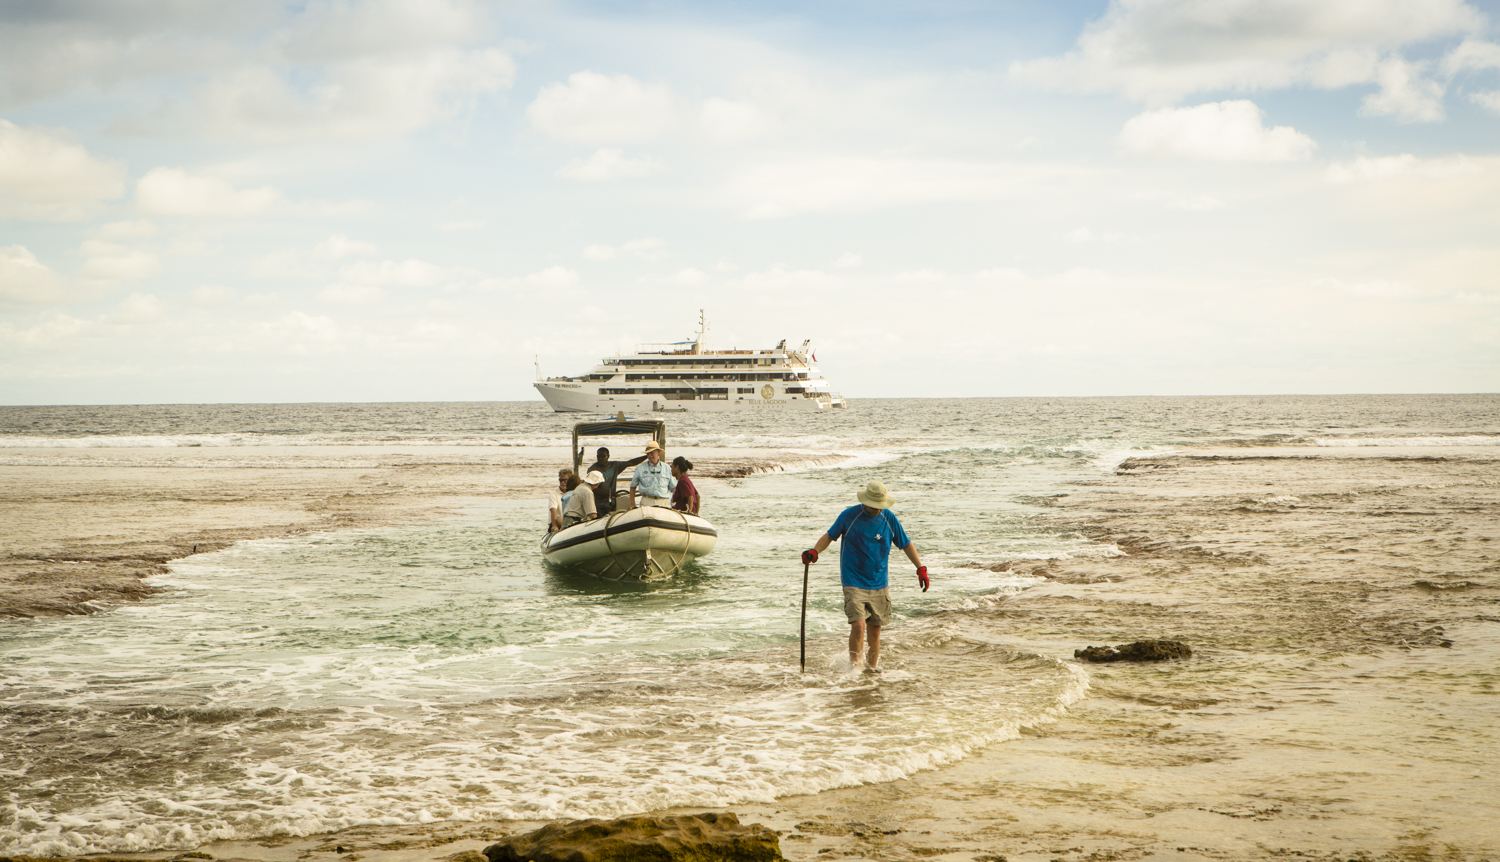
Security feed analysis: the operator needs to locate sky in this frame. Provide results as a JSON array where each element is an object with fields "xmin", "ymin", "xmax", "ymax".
[{"xmin": 2, "ymin": 0, "xmax": 1498, "ymax": 404}]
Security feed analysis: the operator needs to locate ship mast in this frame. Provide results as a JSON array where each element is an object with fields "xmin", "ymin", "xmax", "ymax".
[{"xmin": 693, "ymin": 309, "xmax": 708, "ymax": 355}]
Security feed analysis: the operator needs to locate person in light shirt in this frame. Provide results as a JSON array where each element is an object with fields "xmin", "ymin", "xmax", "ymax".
[
  {"xmin": 562, "ymin": 471, "xmax": 603, "ymax": 525},
  {"xmin": 629, "ymin": 441, "xmax": 676, "ymax": 509},
  {"xmin": 547, "ymin": 468, "xmax": 577, "ymax": 532}
]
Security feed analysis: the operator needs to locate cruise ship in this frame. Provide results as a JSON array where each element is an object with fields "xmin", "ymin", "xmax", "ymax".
[{"xmin": 534, "ymin": 314, "xmax": 847, "ymax": 413}]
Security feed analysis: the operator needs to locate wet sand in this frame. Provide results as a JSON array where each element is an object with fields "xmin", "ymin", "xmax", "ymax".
[
  {"xmin": 728, "ymin": 445, "xmax": 1500, "ymax": 861},
  {"xmin": 5, "ymin": 444, "xmax": 1498, "ymax": 861},
  {"xmin": 0, "ymin": 445, "xmax": 841, "ymax": 618}
]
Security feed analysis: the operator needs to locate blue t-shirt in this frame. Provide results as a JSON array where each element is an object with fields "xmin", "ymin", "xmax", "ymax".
[{"xmin": 827, "ymin": 505, "xmax": 910, "ymax": 590}]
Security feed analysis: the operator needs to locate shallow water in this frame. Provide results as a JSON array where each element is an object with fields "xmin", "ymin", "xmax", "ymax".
[{"xmin": 2, "ymin": 395, "xmax": 1497, "ymax": 855}]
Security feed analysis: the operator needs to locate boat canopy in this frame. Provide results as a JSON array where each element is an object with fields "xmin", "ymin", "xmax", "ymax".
[{"xmin": 571, "ymin": 414, "xmax": 668, "ymax": 472}]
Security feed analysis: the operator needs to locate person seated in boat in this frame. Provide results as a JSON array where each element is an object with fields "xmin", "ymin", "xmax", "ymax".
[
  {"xmin": 670, "ymin": 456, "xmax": 699, "ymax": 515},
  {"xmin": 630, "ymin": 441, "xmax": 676, "ymax": 509},
  {"xmin": 582, "ymin": 446, "xmax": 648, "ymax": 515},
  {"xmin": 548, "ymin": 468, "xmax": 578, "ymax": 533},
  {"xmin": 562, "ymin": 470, "xmax": 603, "ymax": 525}
]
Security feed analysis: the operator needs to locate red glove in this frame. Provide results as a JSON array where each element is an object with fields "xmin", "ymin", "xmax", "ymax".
[
  {"xmin": 917, "ymin": 566, "xmax": 929, "ymax": 592},
  {"xmin": 801, "ymin": 548, "xmax": 818, "ymax": 565}
]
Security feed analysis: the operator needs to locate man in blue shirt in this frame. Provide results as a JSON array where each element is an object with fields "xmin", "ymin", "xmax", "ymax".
[
  {"xmin": 629, "ymin": 440, "xmax": 677, "ymax": 508},
  {"xmin": 802, "ymin": 480, "xmax": 928, "ymax": 671}
]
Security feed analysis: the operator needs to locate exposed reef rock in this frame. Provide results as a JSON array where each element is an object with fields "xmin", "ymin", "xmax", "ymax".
[
  {"xmin": 1074, "ymin": 639, "xmax": 1192, "ymax": 662},
  {"xmin": 483, "ymin": 812, "xmax": 783, "ymax": 862}
]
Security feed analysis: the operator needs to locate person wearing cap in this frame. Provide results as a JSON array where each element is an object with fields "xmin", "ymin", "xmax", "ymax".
[
  {"xmin": 801, "ymin": 480, "xmax": 928, "ymax": 671},
  {"xmin": 562, "ymin": 470, "xmax": 605, "ymax": 525},
  {"xmin": 629, "ymin": 440, "xmax": 677, "ymax": 509},
  {"xmin": 581, "ymin": 446, "xmax": 648, "ymax": 515}
]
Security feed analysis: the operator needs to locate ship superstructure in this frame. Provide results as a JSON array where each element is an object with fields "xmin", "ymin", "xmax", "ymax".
[{"xmin": 534, "ymin": 313, "xmax": 846, "ymax": 413}]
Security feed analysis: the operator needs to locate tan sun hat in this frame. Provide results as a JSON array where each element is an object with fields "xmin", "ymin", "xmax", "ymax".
[
  {"xmin": 584, "ymin": 470, "xmax": 605, "ymax": 484},
  {"xmin": 644, "ymin": 441, "xmax": 663, "ymax": 453},
  {"xmin": 857, "ymin": 480, "xmax": 894, "ymax": 509}
]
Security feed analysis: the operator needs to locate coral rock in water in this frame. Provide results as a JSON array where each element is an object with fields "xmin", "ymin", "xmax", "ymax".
[
  {"xmin": 1074, "ymin": 640, "xmax": 1192, "ymax": 662},
  {"xmin": 483, "ymin": 812, "xmax": 784, "ymax": 862}
]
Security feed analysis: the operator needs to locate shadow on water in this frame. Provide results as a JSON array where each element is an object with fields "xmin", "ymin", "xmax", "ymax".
[{"xmin": 541, "ymin": 558, "xmax": 719, "ymax": 597}]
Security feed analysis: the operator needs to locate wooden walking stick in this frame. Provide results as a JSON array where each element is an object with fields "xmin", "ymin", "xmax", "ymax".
[{"xmin": 800, "ymin": 561, "xmax": 810, "ymax": 672}]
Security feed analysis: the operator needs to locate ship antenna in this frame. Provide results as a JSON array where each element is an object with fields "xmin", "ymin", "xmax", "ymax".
[
  {"xmin": 534, "ymin": 355, "xmax": 540, "ymax": 381},
  {"xmin": 696, "ymin": 309, "xmax": 708, "ymax": 354}
]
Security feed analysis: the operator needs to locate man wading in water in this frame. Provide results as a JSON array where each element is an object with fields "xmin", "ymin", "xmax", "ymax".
[{"xmin": 802, "ymin": 480, "xmax": 928, "ymax": 671}]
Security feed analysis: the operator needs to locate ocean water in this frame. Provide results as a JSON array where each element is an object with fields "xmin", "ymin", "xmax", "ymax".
[{"xmin": 1, "ymin": 395, "xmax": 1497, "ymax": 856}]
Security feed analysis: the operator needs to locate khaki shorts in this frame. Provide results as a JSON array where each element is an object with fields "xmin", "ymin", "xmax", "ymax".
[{"xmin": 842, "ymin": 586, "xmax": 892, "ymax": 626}]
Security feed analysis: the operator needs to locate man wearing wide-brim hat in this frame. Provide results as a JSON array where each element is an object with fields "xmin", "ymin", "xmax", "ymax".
[
  {"xmin": 629, "ymin": 440, "xmax": 677, "ymax": 509},
  {"xmin": 801, "ymin": 480, "xmax": 928, "ymax": 671}
]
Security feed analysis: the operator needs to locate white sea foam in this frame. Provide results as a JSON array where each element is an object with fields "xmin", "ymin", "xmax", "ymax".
[
  {"xmin": 0, "ymin": 433, "xmax": 578, "ymax": 448},
  {"xmin": 0, "ymin": 492, "xmax": 1085, "ymax": 856},
  {"xmin": 1312, "ymin": 435, "xmax": 1500, "ymax": 447}
]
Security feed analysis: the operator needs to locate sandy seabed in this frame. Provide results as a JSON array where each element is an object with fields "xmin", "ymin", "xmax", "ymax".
[{"xmin": 2, "ymin": 444, "xmax": 1498, "ymax": 861}]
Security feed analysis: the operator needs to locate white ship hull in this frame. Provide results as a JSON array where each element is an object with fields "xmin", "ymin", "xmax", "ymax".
[
  {"xmin": 536, "ymin": 383, "xmax": 842, "ymax": 413},
  {"xmin": 534, "ymin": 318, "xmax": 846, "ymax": 414},
  {"xmin": 541, "ymin": 506, "xmax": 718, "ymax": 581}
]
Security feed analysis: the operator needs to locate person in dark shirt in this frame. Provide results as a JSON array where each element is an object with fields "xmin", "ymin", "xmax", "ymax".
[
  {"xmin": 581, "ymin": 446, "xmax": 648, "ymax": 515},
  {"xmin": 670, "ymin": 456, "xmax": 699, "ymax": 515}
]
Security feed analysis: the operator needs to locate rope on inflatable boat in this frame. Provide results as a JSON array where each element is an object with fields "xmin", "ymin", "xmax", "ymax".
[{"xmin": 600, "ymin": 509, "xmax": 629, "ymax": 580}]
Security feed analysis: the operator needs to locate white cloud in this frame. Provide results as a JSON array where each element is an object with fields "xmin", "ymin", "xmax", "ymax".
[
  {"xmin": 1471, "ymin": 90, "xmax": 1500, "ymax": 115},
  {"xmin": 583, "ymin": 238, "xmax": 671, "ymax": 261},
  {"xmin": 1010, "ymin": 0, "xmax": 1480, "ymax": 104},
  {"xmin": 895, "ymin": 269, "xmax": 944, "ymax": 283},
  {"xmin": 556, "ymin": 148, "xmax": 663, "ymax": 181},
  {"xmin": 670, "ymin": 268, "xmax": 707, "ymax": 286},
  {"xmin": 0, "ymin": 121, "xmax": 127, "ymax": 221},
  {"xmin": 1317, "ymin": 277, "xmax": 1420, "ymax": 298},
  {"xmin": 3, "ymin": 1, "xmax": 510, "ymax": 145},
  {"xmin": 112, "ymin": 292, "xmax": 165, "ymax": 324},
  {"xmin": 314, "ymin": 234, "xmax": 379, "ymax": 260},
  {"xmin": 1167, "ymin": 195, "xmax": 1226, "ymax": 211},
  {"xmin": 1359, "ymin": 58, "xmax": 1445, "ymax": 122},
  {"xmin": 1120, "ymin": 100, "xmax": 1316, "ymax": 161},
  {"xmin": 733, "ymin": 157, "xmax": 1033, "ymax": 218},
  {"xmin": 79, "ymin": 240, "xmax": 162, "ymax": 282},
  {"xmin": 98, "ymin": 220, "xmax": 159, "ymax": 240},
  {"xmin": 976, "ymin": 267, "xmax": 1029, "ymax": 285},
  {"xmin": 440, "ymin": 219, "xmax": 486, "ymax": 231},
  {"xmin": 1442, "ymin": 38, "xmax": 1500, "ymax": 75},
  {"xmin": 136, "ymin": 167, "xmax": 283, "ymax": 217},
  {"xmin": 0, "ymin": 4, "xmax": 259, "ymax": 105},
  {"xmin": 524, "ymin": 266, "xmax": 580, "ymax": 288},
  {"xmin": 1325, "ymin": 153, "xmax": 1482, "ymax": 183},
  {"xmin": 319, "ymin": 283, "xmax": 384, "ymax": 305},
  {"xmin": 337, "ymin": 258, "xmax": 448, "ymax": 288},
  {"xmin": 698, "ymin": 97, "xmax": 778, "ymax": 143},
  {"xmin": 833, "ymin": 253, "xmax": 864, "ymax": 269},
  {"xmin": 252, "ymin": 311, "xmax": 351, "ymax": 354},
  {"xmin": 0, "ymin": 245, "xmax": 66, "ymax": 303},
  {"xmin": 732, "ymin": 267, "xmax": 839, "ymax": 291},
  {"xmin": 191, "ymin": 284, "xmax": 237, "ymax": 306},
  {"xmin": 527, "ymin": 71, "xmax": 675, "ymax": 145},
  {"xmin": 172, "ymin": 48, "xmax": 514, "ymax": 142},
  {"xmin": 275, "ymin": 0, "xmax": 488, "ymax": 62},
  {"xmin": 0, "ymin": 313, "xmax": 88, "ymax": 348}
]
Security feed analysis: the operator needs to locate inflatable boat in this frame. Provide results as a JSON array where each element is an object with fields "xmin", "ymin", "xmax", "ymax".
[
  {"xmin": 541, "ymin": 414, "xmax": 718, "ymax": 580},
  {"xmin": 541, "ymin": 505, "xmax": 718, "ymax": 581}
]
